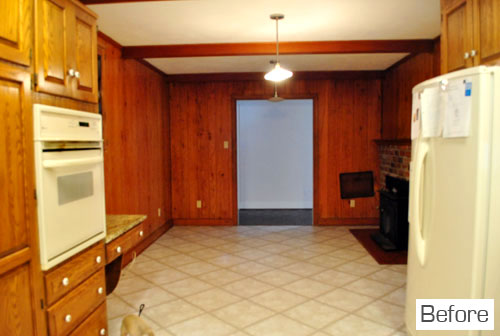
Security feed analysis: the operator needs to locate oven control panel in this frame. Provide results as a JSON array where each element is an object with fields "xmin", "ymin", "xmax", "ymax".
[{"xmin": 34, "ymin": 104, "xmax": 102, "ymax": 142}]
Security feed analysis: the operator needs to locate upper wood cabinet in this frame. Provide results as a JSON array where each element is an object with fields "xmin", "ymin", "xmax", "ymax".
[
  {"xmin": 441, "ymin": 0, "xmax": 500, "ymax": 73},
  {"xmin": 473, "ymin": 0, "xmax": 500, "ymax": 64},
  {"xmin": 0, "ymin": 0, "xmax": 33, "ymax": 67},
  {"xmin": 35, "ymin": 0, "xmax": 98, "ymax": 103}
]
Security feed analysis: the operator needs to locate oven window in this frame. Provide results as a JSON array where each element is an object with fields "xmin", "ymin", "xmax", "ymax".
[{"xmin": 57, "ymin": 172, "xmax": 94, "ymax": 205}]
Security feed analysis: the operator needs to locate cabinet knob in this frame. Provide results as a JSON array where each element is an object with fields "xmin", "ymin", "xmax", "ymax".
[
  {"xmin": 62, "ymin": 277, "xmax": 69, "ymax": 286},
  {"xmin": 74, "ymin": 71, "xmax": 80, "ymax": 79},
  {"xmin": 464, "ymin": 52, "xmax": 470, "ymax": 60},
  {"xmin": 68, "ymin": 68, "xmax": 75, "ymax": 77},
  {"xmin": 65, "ymin": 314, "xmax": 72, "ymax": 323},
  {"xmin": 139, "ymin": 230, "xmax": 144, "ymax": 237},
  {"xmin": 470, "ymin": 49, "xmax": 477, "ymax": 57},
  {"xmin": 96, "ymin": 256, "xmax": 102, "ymax": 264},
  {"xmin": 116, "ymin": 246, "xmax": 122, "ymax": 254},
  {"xmin": 100, "ymin": 328, "xmax": 106, "ymax": 335},
  {"xmin": 97, "ymin": 287, "xmax": 104, "ymax": 295}
]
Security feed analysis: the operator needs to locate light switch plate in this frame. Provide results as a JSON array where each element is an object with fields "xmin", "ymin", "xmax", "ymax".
[
  {"xmin": 350, "ymin": 200, "xmax": 355, "ymax": 208},
  {"xmin": 158, "ymin": 208, "xmax": 161, "ymax": 217},
  {"xmin": 223, "ymin": 141, "xmax": 229, "ymax": 149},
  {"xmin": 197, "ymin": 200, "xmax": 202, "ymax": 208}
]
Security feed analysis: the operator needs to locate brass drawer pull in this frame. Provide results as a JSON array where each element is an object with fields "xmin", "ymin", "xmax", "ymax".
[
  {"xmin": 97, "ymin": 287, "xmax": 104, "ymax": 295},
  {"xmin": 116, "ymin": 246, "xmax": 122, "ymax": 254},
  {"xmin": 96, "ymin": 256, "xmax": 102, "ymax": 264},
  {"xmin": 62, "ymin": 277, "xmax": 69, "ymax": 286},
  {"xmin": 65, "ymin": 314, "xmax": 72, "ymax": 323}
]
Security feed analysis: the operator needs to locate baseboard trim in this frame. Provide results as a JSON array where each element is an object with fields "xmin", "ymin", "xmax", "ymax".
[
  {"xmin": 317, "ymin": 217, "xmax": 379, "ymax": 226},
  {"xmin": 122, "ymin": 220, "xmax": 173, "ymax": 267},
  {"xmin": 173, "ymin": 218, "xmax": 235, "ymax": 226}
]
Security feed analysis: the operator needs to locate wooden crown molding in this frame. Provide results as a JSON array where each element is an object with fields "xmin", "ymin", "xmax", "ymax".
[
  {"xmin": 122, "ymin": 40, "xmax": 435, "ymax": 59},
  {"xmin": 165, "ymin": 71, "xmax": 384, "ymax": 83}
]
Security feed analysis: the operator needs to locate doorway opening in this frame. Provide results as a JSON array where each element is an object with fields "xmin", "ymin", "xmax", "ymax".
[{"xmin": 237, "ymin": 99, "xmax": 314, "ymax": 225}]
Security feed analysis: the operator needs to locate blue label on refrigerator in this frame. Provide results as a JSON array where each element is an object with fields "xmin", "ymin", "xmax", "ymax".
[{"xmin": 465, "ymin": 82, "xmax": 472, "ymax": 96}]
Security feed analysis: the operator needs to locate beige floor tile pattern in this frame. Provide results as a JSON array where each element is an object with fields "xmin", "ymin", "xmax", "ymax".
[{"xmin": 107, "ymin": 225, "xmax": 407, "ymax": 336}]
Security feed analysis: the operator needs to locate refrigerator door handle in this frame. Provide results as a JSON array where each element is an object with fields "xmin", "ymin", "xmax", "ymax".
[{"xmin": 413, "ymin": 141, "xmax": 429, "ymax": 266}]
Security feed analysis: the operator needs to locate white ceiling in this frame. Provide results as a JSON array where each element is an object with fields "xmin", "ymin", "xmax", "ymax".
[
  {"xmin": 90, "ymin": 0, "xmax": 440, "ymax": 74},
  {"xmin": 146, "ymin": 53, "xmax": 410, "ymax": 74}
]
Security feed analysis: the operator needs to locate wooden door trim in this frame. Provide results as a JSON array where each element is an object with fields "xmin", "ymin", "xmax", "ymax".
[{"xmin": 231, "ymin": 94, "xmax": 319, "ymax": 226}]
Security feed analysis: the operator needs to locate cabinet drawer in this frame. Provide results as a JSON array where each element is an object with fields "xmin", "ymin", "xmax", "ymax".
[
  {"xmin": 68, "ymin": 302, "xmax": 107, "ymax": 336},
  {"xmin": 47, "ymin": 269, "xmax": 106, "ymax": 336},
  {"xmin": 106, "ymin": 223, "xmax": 145, "ymax": 263},
  {"xmin": 45, "ymin": 242, "xmax": 105, "ymax": 306}
]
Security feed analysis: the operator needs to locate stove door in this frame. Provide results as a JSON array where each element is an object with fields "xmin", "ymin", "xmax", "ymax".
[{"xmin": 37, "ymin": 148, "xmax": 106, "ymax": 270}]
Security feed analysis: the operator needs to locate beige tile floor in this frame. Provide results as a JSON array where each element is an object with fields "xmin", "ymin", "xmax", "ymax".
[{"xmin": 107, "ymin": 225, "xmax": 408, "ymax": 336}]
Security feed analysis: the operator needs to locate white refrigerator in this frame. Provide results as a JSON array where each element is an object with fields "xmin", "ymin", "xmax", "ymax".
[{"xmin": 406, "ymin": 66, "xmax": 500, "ymax": 336}]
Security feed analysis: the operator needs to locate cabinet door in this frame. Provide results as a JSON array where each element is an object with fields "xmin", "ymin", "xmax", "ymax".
[
  {"xmin": 473, "ymin": 0, "xmax": 500, "ymax": 65},
  {"xmin": 72, "ymin": 5, "xmax": 98, "ymax": 103},
  {"xmin": 441, "ymin": 0, "xmax": 474, "ymax": 73},
  {"xmin": 35, "ymin": 0, "xmax": 73, "ymax": 98},
  {"xmin": 0, "ymin": 64, "xmax": 46, "ymax": 336},
  {"xmin": 0, "ymin": 0, "xmax": 32, "ymax": 67}
]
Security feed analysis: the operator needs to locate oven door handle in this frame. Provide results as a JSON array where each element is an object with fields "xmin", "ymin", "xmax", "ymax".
[{"xmin": 42, "ymin": 157, "xmax": 103, "ymax": 169}]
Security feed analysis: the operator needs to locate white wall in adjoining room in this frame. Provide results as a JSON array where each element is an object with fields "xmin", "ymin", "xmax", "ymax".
[{"xmin": 237, "ymin": 99, "xmax": 313, "ymax": 209}]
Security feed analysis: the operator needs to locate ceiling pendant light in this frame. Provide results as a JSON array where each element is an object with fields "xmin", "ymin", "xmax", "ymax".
[
  {"xmin": 269, "ymin": 83, "xmax": 284, "ymax": 102},
  {"xmin": 265, "ymin": 14, "xmax": 293, "ymax": 82}
]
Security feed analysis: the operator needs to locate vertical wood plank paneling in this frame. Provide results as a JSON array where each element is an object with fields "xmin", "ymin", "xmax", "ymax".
[
  {"xmin": 169, "ymin": 77, "xmax": 382, "ymax": 225},
  {"xmin": 98, "ymin": 36, "xmax": 171, "ymax": 235},
  {"xmin": 382, "ymin": 50, "xmax": 440, "ymax": 140}
]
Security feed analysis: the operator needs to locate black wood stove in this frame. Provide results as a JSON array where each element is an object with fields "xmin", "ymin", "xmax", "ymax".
[{"xmin": 371, "ymin": 175, "xmax": 409, "ymax": 251}]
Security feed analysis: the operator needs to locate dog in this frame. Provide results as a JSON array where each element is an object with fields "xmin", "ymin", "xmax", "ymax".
[{"xmin": 120, "ymin": 314, "xmax": 155, "ymax": 336}]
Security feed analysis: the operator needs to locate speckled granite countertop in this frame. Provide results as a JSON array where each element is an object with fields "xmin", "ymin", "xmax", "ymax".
[{"xmin": 106, "ymin": 214, "xmax": 147, "ymax": 243}]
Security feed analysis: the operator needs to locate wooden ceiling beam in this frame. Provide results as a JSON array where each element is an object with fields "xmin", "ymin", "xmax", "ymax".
[
  {"xmin": 164, "ymin": 71, "xmax": 385, "ymax": 83},
  {"xmin": 81, "ymin": 0, "xmax": 178, "ymax": 4},
  {"xmin": 121, "ymin": 40, "xmax": 435, "ymax": 59}
]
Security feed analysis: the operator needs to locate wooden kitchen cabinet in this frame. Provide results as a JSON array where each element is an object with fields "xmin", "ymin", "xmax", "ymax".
[
  {"xmin": 35, "ymin": 0, "xmax": 98, "ymax": 103},
  {"xmin": 44, "ymin": 242, "xmax": 105, "ymax": 306},
  {"xmin": 0, "ymin": 0, "xmax": 33, "ymax": 67},
  {"xmin": 0, "ymin": 63, "xmax": 46, "ymax": 335},
  {"xmin": 473, "ymin": 0, "xmax": 500, "ymax": 64},
  {"xmin": 441, "ymin": 0, "xmax": 500, "ymax": 73},
  {"xmin": 44, "ymin": 242, "xmax": 107, "ymax": 336},
  {"xmin": 106, "ymin": 222, "xmax": 145, "ymax": 263},
  {"xmin": 46, "ymin": 270, "xmax": 106, "ymax": 336}
]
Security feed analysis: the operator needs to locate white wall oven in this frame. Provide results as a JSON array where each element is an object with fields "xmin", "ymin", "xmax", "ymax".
[{"xmin": 33, "ymin": 104, "xmax": 106, "ymax": 270}]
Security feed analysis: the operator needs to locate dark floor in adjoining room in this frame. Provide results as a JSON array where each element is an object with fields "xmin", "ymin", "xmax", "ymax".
[{"xmin": 239, "ymin": 209, "xmax": 313, "ymax": 226}]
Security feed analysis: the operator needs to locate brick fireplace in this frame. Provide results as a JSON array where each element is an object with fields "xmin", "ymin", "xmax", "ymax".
[{"xmin": 375, "ymin": 140, "xmax": 411, "ymax": 190}]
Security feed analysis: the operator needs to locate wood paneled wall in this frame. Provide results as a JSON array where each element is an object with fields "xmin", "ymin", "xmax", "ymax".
[
  {"xmin": 169, "ymin": 77, "xmax": 382, "ymax": 226},
  {"xmin": 98, "ymin": 36, "xmax": 171, "ymax": 235},
  {"xmin": 381, "ymin": 39, "xmax": 441, "ymax": 139}
]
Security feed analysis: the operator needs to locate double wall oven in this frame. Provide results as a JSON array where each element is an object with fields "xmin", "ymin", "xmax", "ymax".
[{"xmin": 33, "ymin": 104, "xmax": 106, "ymax": 270}]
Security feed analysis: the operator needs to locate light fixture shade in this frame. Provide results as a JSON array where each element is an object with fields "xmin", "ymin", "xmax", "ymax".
[{"xmin": 264, "ymin": 63, "xmax": 293, "ymax": 82}]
